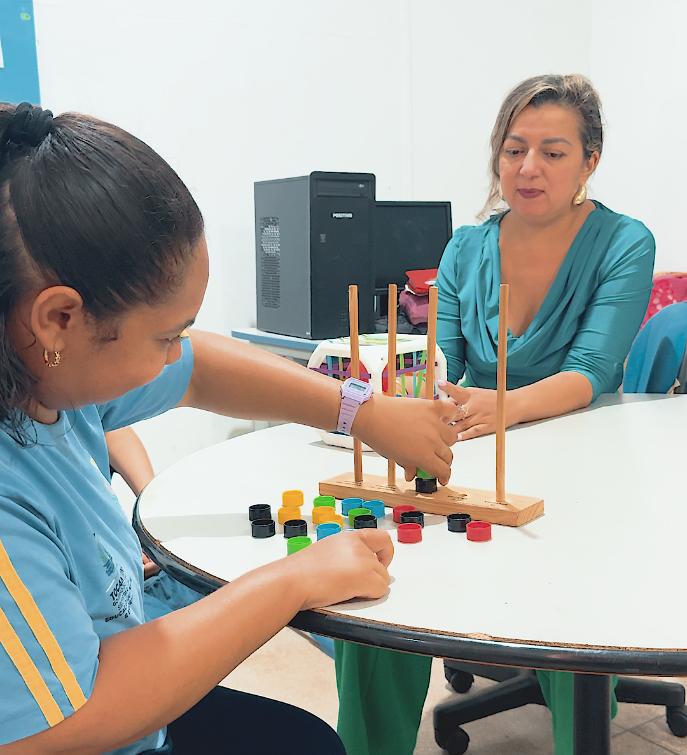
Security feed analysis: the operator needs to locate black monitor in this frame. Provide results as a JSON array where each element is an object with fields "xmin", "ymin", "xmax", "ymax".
[{"xmin": 373, "ymin": 200, "xmax": 452, "ymax": 290}]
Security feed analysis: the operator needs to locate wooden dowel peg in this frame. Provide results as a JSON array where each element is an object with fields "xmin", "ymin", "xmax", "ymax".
[
  {"xmin": 387, "ymin": 283, "xmax": 397, "ymax": 487},
  {"xmin": 425, "ymin": 286, "xmax": 438, "ymax": 400},
  {"xmin": 348, "ymin": 285, "xmax": 363, "ymax": 484},
  {"xmin": 495, "ymin": 283, "xmax": 509, "ymax": 504}
]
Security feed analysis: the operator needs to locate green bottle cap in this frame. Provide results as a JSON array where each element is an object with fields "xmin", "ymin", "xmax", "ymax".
[
  {"xmin": 313, "ymin": 495, "xmax": 336, "ymax": 508},
  {"xmin": 416, "ymin": 468, "xmax": 434, "ymax": 480},
  {"xmin": 287, "ymin": 536, "xmax": 312, "ymax": 555}
]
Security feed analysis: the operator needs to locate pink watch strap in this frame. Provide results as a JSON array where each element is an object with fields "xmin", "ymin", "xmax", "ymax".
[{"xmin": 337, "ymin": 396, "xmax": 358, "ymax": 435}]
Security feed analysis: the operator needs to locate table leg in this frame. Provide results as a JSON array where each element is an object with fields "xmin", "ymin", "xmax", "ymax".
[{"xmin": 573, "ymin": 672, "xmax": 611, "ymax": 755}]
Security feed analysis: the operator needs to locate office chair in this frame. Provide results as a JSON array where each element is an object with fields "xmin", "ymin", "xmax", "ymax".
[{"xmin": 434, "ymin": 663, "xmax": 687, "ymax": 754}]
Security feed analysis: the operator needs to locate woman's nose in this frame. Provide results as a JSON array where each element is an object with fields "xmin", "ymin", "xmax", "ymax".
[{"xmin": 519, "ymin": 149, "xmax": 540, "ymax": 176}]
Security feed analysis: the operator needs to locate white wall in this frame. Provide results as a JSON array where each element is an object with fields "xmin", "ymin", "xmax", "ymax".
[
  {"xmin": 34, "ymin": 0, "xmax": 677, "ymax": 472},
  {"xmin": 589, "ymin": 0, "xmax": 685, "ymax": 271}
]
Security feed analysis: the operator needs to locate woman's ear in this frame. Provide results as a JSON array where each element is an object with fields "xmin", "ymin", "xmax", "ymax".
[
  {"xmin": 582, "ymin": 150, "xmax": 600, "ymax": 183},
  {"xmin": 29, "ymin": 286, "xmax": 86, "ymax": 352}
]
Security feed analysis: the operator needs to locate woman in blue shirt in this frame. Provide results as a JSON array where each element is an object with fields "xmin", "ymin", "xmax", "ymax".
[
  {"xmin": 0, "ymin": 103, "xmax": 461, "ymax": 754},
  {"xmin": 335, "ymin": 74, "xmax": 654, "ymax": 755},
  {"xmin": 437, "ymin": 77, "xmax": 653, "ymax": 440}
]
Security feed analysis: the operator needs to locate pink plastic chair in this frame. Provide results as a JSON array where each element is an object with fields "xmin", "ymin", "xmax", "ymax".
[{"xmin": 642, "ymin": 272, "xmax": 687, "ymax": 327}]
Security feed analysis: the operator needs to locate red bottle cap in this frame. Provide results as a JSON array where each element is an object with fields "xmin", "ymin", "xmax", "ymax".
[
  {"xmin": 397, "ymin": 523, "xmax": 422, "ymax": 544},
  {"xmin": 466, "ymin": 520, "xmax": 492, "ymax": 542},
  {"xmin": 393, "ymin": 504, "xmax": 416, "ymax": 523}
]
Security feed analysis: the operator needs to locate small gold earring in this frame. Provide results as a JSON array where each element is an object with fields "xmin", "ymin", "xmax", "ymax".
[
  {"xmin": 43, "ymin": 349, "xmax": 62, "ymax": 368},
  {"xmin": 573, "ymin": 185, "xmax": 587, "ymax": 206}
]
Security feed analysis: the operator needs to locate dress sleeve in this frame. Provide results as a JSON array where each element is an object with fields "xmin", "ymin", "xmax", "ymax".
[
  {"xmin": 561, "ymin": 226, "xmax": 655, "ymax": 399},
  {"xmin": 98, "ymin": 336, "xmax": 194, "ymax": 432},
  {"xmin": 437, "ymin": 229, "xmax": 467, "ymax": 384},
  {"xmin": 0, "ymin": 498, "xmax": 99, "ymax": 744}
]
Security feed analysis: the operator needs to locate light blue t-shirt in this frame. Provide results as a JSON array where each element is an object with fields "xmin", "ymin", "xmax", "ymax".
[
  {"xmin": 0, "ymin": 338, "xmax": 198, "ymax": 753},
  {"xmin": 437, "ymin": 201, "xmax": 655, "ymax": 398}
]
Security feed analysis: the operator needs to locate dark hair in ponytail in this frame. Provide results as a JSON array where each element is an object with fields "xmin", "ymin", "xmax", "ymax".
[{"xmin": 0, "ymin": 103, "xmax": 204, "ymax": 444}]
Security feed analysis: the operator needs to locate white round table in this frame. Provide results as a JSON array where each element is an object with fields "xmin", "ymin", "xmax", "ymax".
[{"xmin": 134, "ymin": 394, "xmax": 687, "ymax": 754}]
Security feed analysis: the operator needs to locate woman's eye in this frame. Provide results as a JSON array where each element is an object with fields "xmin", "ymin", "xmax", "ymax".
[
  {"xmin": 504, "ymin": 149, "xmax": 522, "ymax": 157},
  {"xmin": 546, "ymin": 152, "xmax": 564, "ymax": 159}
]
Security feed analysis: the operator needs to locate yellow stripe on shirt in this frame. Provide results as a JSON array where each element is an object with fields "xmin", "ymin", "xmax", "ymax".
[
  {"xmin": 0, "ymin": 606, "xmax": 64, "ymax": 726},
  {"xmin": 0, "ymin": 539, "xmax": 87, "ymax": 713}
]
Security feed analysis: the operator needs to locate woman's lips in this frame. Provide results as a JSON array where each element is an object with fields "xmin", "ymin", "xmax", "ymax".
[{"xmin": 517, "ymin": 189, "xmax": 544, "ymax": 199}]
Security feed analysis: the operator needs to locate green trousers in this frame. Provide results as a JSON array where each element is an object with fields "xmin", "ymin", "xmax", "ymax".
[{"xmin": 335, "ymin": 642, "xmax": 617, "ymax": 755}]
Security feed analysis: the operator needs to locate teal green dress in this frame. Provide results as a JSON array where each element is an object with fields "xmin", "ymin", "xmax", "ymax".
[{"xmin": 335, "ymin": 202, "xmax": 655, "ymax": 755}]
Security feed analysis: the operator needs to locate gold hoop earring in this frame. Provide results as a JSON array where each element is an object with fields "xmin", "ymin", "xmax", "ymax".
[
  {"xmin": 573, "ymin": 185, "xmax": 587, "ymax": 206},
  {"xmin": 43, "ymin": 349, "xmax": 62, "ymax": 368}
]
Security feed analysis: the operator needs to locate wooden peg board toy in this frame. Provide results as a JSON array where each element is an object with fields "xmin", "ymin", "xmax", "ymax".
[{"xmin": 319, "ymin": 283, "xmax": 544, "ymax": 528}]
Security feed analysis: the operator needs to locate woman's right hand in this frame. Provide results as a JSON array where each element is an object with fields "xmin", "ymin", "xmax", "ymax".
[{"xmin": 285, "ymin": 529, "xmax": 394, "ymax": 610}]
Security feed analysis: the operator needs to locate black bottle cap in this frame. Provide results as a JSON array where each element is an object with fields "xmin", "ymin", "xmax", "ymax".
[
  {"xmin": 415, "ymin": 477, "xmax": 437, "ymax": 494},
  {"xmin": 283, "ymin": 519, "xmax": 308, "ymax": 538},
  {"xmin": 447, "ymin": 513, "xmax": 472, "ymax": 533},
  {"xmin": 400, "ymin": 510, "xmax": 424, "ymax": 527},
  {"xmin": 353, "ymin": 514, "xmax": 378, "ymax": 529},
  {"xmin": 249, "ymin": 504, "xmax": 272, "ymax": 522},
  {"xmin": 251, "ymin": 518, "xmax": 276, "ymax": 538}
]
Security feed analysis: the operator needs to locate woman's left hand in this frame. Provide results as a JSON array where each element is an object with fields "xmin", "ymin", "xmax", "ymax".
[{"xmin": 439, "ymin": 382, "xmax": 517, "ymax": 441}]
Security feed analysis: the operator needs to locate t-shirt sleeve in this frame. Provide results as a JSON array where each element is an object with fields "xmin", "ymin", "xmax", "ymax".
[
  {"xmin": 437, "ymin": 228, "xmax": 468, "ymax": 384},
  {"xmin": 98, "ymin": 336, "xmax": 194, "ymax": 432},
  {"xmin": 561, "ymin": 223, "xmax": 656, "ymax": 400},
  {"xmin": 0, "ymin": 498, "xmax": 99, "ymax": 744}
]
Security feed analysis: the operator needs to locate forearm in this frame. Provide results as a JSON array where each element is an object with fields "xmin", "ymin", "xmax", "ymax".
[
  {"xmin": 8, "ymin": 561, "xmax": 304, "ymax": 754},
  {"xmin": 181, "ymin": 330, "xmax": 460, "ymax": 482},
  {"xmin": 509, "ymin": 371, "xmax": 593, "ymax": 426},
  {"xmin": 181, "ymin": 330, "xmax": 342, "ymax": 431},
  {"xmin": 105, "ymin": 427, "xmax": 155, "ymax": 496}
]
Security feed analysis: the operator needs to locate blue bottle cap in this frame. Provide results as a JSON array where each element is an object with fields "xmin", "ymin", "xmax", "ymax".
[
  {"xmin": 341, "ymin": 497, "xmax": 364, "ymax": 515},
  {"xmin": 316, "ymin": 522, "xmax": 342, "ymax": 540},
  {"xmin": 365, "ymin": 499, "xmax": 386, "ymax": 518}
]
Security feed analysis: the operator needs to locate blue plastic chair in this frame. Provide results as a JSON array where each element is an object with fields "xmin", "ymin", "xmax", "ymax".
[{"xmin": 624, "ymin": 302, "xmax": 687, "ymax": 394}]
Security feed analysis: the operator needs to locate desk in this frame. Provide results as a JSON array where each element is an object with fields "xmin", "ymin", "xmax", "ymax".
[
  {"xmin": 134, "ymin": 394, "xmax": 687, "ymax": 755},
  {"xmin": 231, "ymin": 327, "xmax": 320, "ymax": 362}
]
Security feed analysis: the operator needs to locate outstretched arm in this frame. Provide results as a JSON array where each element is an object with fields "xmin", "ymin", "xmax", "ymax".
[{"xmin": 179, "ymin": 330, "xmax": 462, "ymax": 484}]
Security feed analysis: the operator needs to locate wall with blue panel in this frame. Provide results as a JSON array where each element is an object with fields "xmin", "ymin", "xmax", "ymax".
[{"xmin": 0, "ymin": 1, "xmax": 40, "ymax": 104}]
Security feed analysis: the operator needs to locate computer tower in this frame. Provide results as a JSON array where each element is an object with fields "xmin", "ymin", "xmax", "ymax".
[{"xmin": 255, "ymin": 171, "xmax": 375, "ymax": 339}]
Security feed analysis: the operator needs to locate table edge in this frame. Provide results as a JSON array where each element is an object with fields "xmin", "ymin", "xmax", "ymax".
[{"xmin": 133, "ymin": 503, "xmax": 687, "ymax": 676}]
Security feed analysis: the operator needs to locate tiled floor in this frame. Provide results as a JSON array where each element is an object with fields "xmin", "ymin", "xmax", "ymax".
[{"xmin": 222, "ymin": 627, "xmax": 687, "ymax": 754}]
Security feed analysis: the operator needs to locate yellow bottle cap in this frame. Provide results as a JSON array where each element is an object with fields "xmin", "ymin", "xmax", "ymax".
[
  {"xmin": 278, "ymin": 506, "xmax": 301, "ymax": 524},
  {"xmin": 282, "ymin": 489, "xmax": 304, "ymax": 508}
]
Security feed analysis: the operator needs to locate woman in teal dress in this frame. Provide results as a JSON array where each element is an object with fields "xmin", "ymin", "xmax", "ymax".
[{"xmin": 336, "ymin": 74, "xmax": 654, "ymax": 755}]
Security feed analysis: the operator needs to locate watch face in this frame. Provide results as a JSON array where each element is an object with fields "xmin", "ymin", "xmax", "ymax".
[{"xmin": 344, "ymin": 378, "xmax": 372, "ymax": 400}]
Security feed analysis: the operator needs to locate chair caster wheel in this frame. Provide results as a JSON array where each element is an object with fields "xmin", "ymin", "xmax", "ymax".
[
  {"xmin": 435, "ymin": 726, "xmax": 470, "ymax": 754},
  {"xmin": 667, "ymin": 705, "xmax": 687, "ymax": 737},
  {"xmin": 444, "ymin": 668, "xmax": 474, "ymax": 693}
]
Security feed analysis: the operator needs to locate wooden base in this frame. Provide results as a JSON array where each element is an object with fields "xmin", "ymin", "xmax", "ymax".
[{"xmin": 319, "ymin": 473, "xmax": 544, "ymax": 527}]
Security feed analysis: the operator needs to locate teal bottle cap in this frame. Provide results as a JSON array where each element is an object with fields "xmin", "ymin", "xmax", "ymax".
[
  {"xmin": 316, "ymin": 522, "xmax": 342, "ymax": 540},
  {"xmin": 365, "ymin": 499, "xmax": 386, "ymax": 518},
  {"xmin": 342, "ymin": 497, "xmax": 364, "ymax": 515}
]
